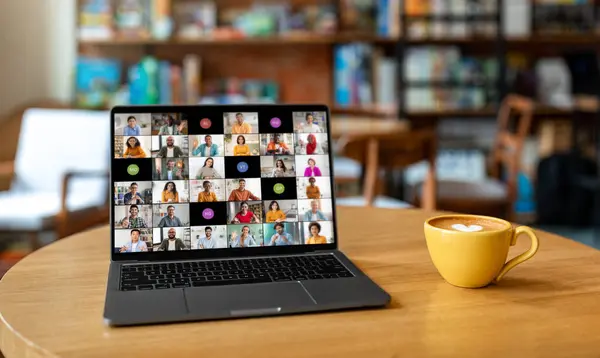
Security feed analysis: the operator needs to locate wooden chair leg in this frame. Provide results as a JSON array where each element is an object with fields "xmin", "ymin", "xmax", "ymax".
[{"xmin": 29, "ymin": 231, "xmax": 41, "ymax": 251}]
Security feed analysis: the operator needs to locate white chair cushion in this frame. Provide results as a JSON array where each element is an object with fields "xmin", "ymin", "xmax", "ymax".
[
  {"xmin": 0, "ymin": 187, "xmax": 106, "ymax": 230},
  {"xmin": 12, "ymin": 108, "xmax": 110, "ymax": 192},
  {"xmin": 337, "ymin": 196, "xmax": 413, "ymax": 209},
  {"xmin": 333, "ymin": 157, "xmax": 362, "ymax": 179}
]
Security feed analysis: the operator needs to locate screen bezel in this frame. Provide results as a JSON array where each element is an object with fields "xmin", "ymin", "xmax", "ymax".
[{"xmin": 110, "ymin": 104, "xmax": 339, "ymax": 262}]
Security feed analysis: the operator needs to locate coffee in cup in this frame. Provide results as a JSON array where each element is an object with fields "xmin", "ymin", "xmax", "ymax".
[{"xmin": 424, "ymin": 214, "xmax": 539, "ymax": 288}]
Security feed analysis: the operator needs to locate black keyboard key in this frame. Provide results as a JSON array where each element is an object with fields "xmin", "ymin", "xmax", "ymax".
[
  {"xmin": 192, "ymin": 277, "xmax": 271, "ymax": 287},
  {"xmin": 214, "ymin": 271, "xmax": 228, "ymax": 275},
  {"xmin": 222, "ymin": 275, "xmax": 236, "ymax": 280},
  {"xmin": 182, "ymin": 273, "xmax": 195, "ymax": 278},
  {"xmin": 155, "ymin": 284, "xmax": 170, "ymax": 289},
  {"xmin": 149, "ymin": 275, "xmax": 164, "ymax": 280},
  {"xmin": 238, "ymin": 274, "xmax": 252, "ymax": 279},
  {"xmin": 256, "ymin": 273, "xmax": 269, "ymax": 279},
  {"xmin": 173, "ymin": 278, "xmax": 188, "ymax": 284},
  {"xmin": 308, "ymin": 274, "xmax": 323, "ymax": 280},
  {"xmin": 274, "ymin": 277, "xmax": 291, "ymax": 282},
  {"xmin": 138, "ymin": 285, "xmax": 154, "ymax": 290},
  {"xmin": 166, "ymin": 274, "xmax": 180, "ymax": 279},
  {"xmin": 338, "ymin": 272, "xmax": 353, "ymax": 278},
  {"xmin": 158, "ymin": 279, "xmax": 173, "ymax": 284},
  {"xmin": 147, "ymin": 270, "xmax": 160, "ymax": 276},
  {"xmin": 191, "ymin": 277, "xmax": 207, "ymax": 282},
  {"xmin": 172, "ymin": 283, "xmax": 191, "ymax": 288},
  {"xmin": 206, "ymin": 276, "xmax": 221, "ymax": 281}
]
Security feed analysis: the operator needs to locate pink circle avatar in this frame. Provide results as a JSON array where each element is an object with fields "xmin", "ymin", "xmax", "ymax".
[{"xmin": 200, "ymin": 118, "xmax": 212, "ymax": 129}]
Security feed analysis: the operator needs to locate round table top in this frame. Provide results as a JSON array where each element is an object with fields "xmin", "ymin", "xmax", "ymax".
[{"xmin": 2, "ymin": 207, "xmax": 600, "ymax": 357}]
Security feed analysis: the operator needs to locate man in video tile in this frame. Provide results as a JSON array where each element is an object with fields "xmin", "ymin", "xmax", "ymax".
[
  {"xmin": 196, "ymin": 227, "xmax": 217, "ymax": 249},
  {"xmin": 157, "ymin": 205, "xmax": 183, "ymax": 227},
  {"xmin": 157, "ymin": 136, "xmax": 184, "ymax": 158},
  {"xmin": 119, "ymin": 229, "xmax": 148, "ymax": 252},
  {"xmin": 157, "ymin": 228, "xmax": 186, "ymax": 251},
  {"xmin": 228, "ymin": 179, "xmax": 260, "ymax": 201},
  {"xmin": 232, "ymin": 113, "xmax": 251, "ymax": 134},
  {"xmin": 123, "ymin": 182, "xmax": 145, "ymax": 204},
  {"xmin": 267, "ymin": 223, "xmax": 294, "ymax": 246},
  {"xmin": 266, "ymin": 134, "xmax": 290, "ymax": 155},
  {"xmin": 158, "ymin": 114, "xmax": 184, "ymax": 135},
  {"xmin": 158, "ymin": 159, "xmax": 184, "ymax": 180},
  {"xmin": 120, "ymin": 205, "xmax": 148, "ymax": 228}
]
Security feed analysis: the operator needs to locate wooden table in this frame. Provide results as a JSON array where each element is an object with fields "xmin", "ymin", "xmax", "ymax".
[{"xmin": 2, "ymin": 207, "xmax": 600, "ymax": 357}]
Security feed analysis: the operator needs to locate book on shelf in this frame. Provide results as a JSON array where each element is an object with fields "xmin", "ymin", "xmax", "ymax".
[
  {"xmin": 174, "ymin": 1, "xmax": 216, "ymax": 39},
  {"xmin": 183, "ymin": 54, "xmax": 201, "ymax": 104},
  {"xmin": 75, "ymin": 57, "xmax": 121, "ymax": 108},
  {"xmin": 376, "ymin": 0, "xmax": 400, "ymax": 37},
  {"xmin": 115, "ymin": 0, "xmax": 150, "ymax": 38},
  {"xmin": 334, "ymin": 43, "xmax": 397, "ymax": 109},
  {"xmin": 78, "ymin": 0, "xmax": 113, "ymax": 40}
]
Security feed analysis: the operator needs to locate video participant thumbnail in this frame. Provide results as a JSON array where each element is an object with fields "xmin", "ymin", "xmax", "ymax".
[
  {"xmin": 293, "ymin": 111, "xmax": 327, "ymax": 133},
  {"xmin": 257, "ymin": 108, "xmax": 295, "ymax": 133},
  {"xmin": 295, "ymin": 155, "xmax": 330, "ymax": 177},
  {"xmin": 114, "ymin": 228, "xmax": 152, "ymax": 253},
  {"xmin": 225, "ymin": 134, "xmax": 260, "ymax": 156},
  {"xmin": 260, "ymin": 156, "xmax": 296, "ymax": 178},
  {"xmin": 190, "ymin": 156, "xmax": 225, "ymax": 179},
  {"xmin": 153, "ymin": 158, "xmax": 189, "ymax": 180},
  {"xmin": 152, "ymin": 227, "xmax": 191, "ymax": 251},
  {"xmin": 295, "ymin": 133, "xmax": 328, "ymax": 155},
  {"xmin": 152, "ymin": 135, "xmax": 188, "ymax": 158},
  {"xmin": 112, "ymin": 159, "xmax": 152, "ymax": 182},
  {"xmin": 263, "ymin": 222, "xmax": 301, "ymax": 246},
  {"xmin": 151, "ymin": 113, "xmax": 188, "ymax": 135},
  {"xmin": 260, "ymin": 177, "xmax": 297, "ymax": 201},
  {"xmin": 190, "ymin": 179, "xmax": 226, "ymax": 202},
  {"xmin": 153, "ymin": 204, "xmax": 190, "ymax": 227},
  {"xmin": 296, "ymin": 177, "xmax": 331, "ymax": 200},
  {"xmin": 191, "ymin": 226, "xmax": 228, "ymax": 249},
  {"xmin": 224, "ymin": 112, "xmax": 258, "ymax": 134},
  {"xmin": 115, "ymin": 136, "xmax": 152, "ymax": 159},
  {"xmin": 115, "ymin": 113, "xmax": 151, "ymax": 136},
  {"xmin": 190, "ymin": 134, "xmax": 224, "ymax": 157},
  {"xmin": 298, "ymin": 199, "xmax": 333, "ymax": 222},
  {"xmin": 228, "ymin": 224, "xmax": 263, "ymax": 248},
  {"xmin": 226, "ymin": 178, "xmax": 262, "ymax": 201},
  {"xmin": 300, "ymin": 221, "xmax": 334, "ymax": 244},
  {"xmin": 152, "ymin": 180, "xmax": 190, "ymax": 203},
  {"xmin": 260, "ymin": 133, "xmax": 294, "ymax": 155},
  {"xmin": 190, "ymin": 202, "xmax": 228, "ymax": 226},
  {"xmin": 114, "ymin": 204, "xmax": 152, "ymax": 229},
  {"xmin": 114, "ymin": 181, "xmax": 152, "ymax": 205},
  {"xmin": 228, "ymin": 200, "xmax": 262, "ymax": 224},
  {"xmin": 263, "ymin": 200, "xmax": 299, "ymax": 223}
]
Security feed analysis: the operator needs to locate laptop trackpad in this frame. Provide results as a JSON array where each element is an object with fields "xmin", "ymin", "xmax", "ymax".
[{"xmin": 185, "ymin": 282, "xmax": 316, "ymax": 316}]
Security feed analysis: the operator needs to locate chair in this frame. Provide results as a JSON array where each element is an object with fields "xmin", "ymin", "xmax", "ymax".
[
  {"xmin": 0, "ymin": 102, "xmax": 110, "ymax": 248},
  {"xmin": 336, "ymin": 129, "xmax": 437, "ymax": 210},
  {"xmin": 416, "ymin": 94, "xmax": 535, "ymax": 220}
]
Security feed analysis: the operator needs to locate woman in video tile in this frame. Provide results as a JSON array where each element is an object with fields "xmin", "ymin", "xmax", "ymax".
[
  {"xmin": 265, "ymin": 200, "xmax": 286, "ymax": 223},
  {"xmin": 233, "ymin": 135, "xmax": 251, "ymax": 156},
  {"xmin": 197, "ymin": 181, "xmax": 218, "ymax": 202},
  {"xmin": 230, "ymin": 225, "xmax": 259, "ymax": 248},
  {"xmin": 231, "ymin": 201, "xmax": 261, "ymax": 224},
  {"xmin": 161, "ymin": 181, "xmax": 180, "ymax": 203},
  {"xmin": 196, "ymin": 157, "xmax": 221, "ymax": 179},
  {"xmin": 124, "ymin": 137, "xmax": 147, "ymax": 158},
  {"xmin": 303, "ymin": 158, "xmax": 322, "ymax": 177},
  {"xmin": 271, "ymin": 159, "xmax": 288, "ymax": 178},
  {"xmin": 305, "ymin": 222, "xmax": 327, "ymax": 245}
]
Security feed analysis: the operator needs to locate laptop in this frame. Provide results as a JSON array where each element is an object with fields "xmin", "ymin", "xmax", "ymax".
[{"xmin": 104, "ymin": 105, "xmax": 390, "ymax": 326}]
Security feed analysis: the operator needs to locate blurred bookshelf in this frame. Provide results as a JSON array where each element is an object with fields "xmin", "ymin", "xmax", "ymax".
[{"xmin": 74, "ymin": 0, "xmax": 600, "ymax": 122}]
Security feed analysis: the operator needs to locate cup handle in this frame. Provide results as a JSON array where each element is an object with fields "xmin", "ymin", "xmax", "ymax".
[{"xmin": 493, "ymin": 226, "xmax": 540, "ymax": 283}]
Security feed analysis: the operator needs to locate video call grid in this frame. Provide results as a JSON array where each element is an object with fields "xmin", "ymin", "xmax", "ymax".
[{"xmin": 113, "ymin": 111, "xmax": 334, "ymax": 252}]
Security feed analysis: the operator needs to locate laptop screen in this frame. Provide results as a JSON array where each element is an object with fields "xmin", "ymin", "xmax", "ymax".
[{"xmin": 111, "ymin": 106, "xmax": 336, "ymax": 258}]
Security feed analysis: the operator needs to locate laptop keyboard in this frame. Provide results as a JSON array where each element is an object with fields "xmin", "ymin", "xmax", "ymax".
[{"xmin": 119, "ymin": 255, "xmax": 354, "ymax": 291}]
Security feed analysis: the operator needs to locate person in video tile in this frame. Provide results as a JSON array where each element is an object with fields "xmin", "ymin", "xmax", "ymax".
[
  {"xmin": 305, "ymin": 222, "xmax": 327, "ymax": 244},
  {"xmin": 268, "ymin": 223, "xmax": 293, "ymax": 246},
  {"xmin": 196, "ymin": 157, "xmax": 221, "ymax": 179},
  {"xmin": 123, "ymin": 182, "xmax": 145, "ymax": 204},
  {"xmin": 266, "ymin": 200, "xmax": 286, "ymax": 223},
  {"xmin": 231, "ymin": 201, "xmax": 261, "ymax": 224},
  {"xmin": 196, "ymin": 227, "xmax": 217, "ymax": 249},
  {"xmin": 157, "ymin": 228, "xmax": 186, "ymax": 251},
  {"xmin": 303, "ymin": 200, "xmax": 327, "ymax": 221},
  {"xmin": 266, "ymin": 134, "xmax": 290, "ymax": 155},
  {"xmin": 123, "ymin": 116, "xmax": 141, "ymax": 136},
  {"xmin": 157, "ymin": 136, "xmax": 184, "ymax": 158},
  {"xmin": 300, "ymin": 113, "xmax": 323, "ymax": 133},
  {"xmin": 230, "ymin": 225, "xmax": 259, "ymax": 247},
  {"xmin": 161, "ymin": 181, "xmax": 180, "ymax": 203},
  {"xmin": 120, "ymin": 204, "xmax": 147, "ymax": 228},
  {"xmin": 197, "ymin": 180, "xmax": 218, "ymax": 202},
  {"xmin": 232, "ymin": 113, "xmax": 251, "ymax": 134},
  {"xmin": 124, "ymin": 137, "xmax": 147, "ymax": 158},
  {"xmin": 157, "ymin": 205, "xmax": 183, "ymax": 227},
  {"xmin": 303, "ymin": 158, "xmax": 322, "ymax": 177},
  {"xmin": 305, "ymin": 177, "xmax": 321, "ymax": 199},
  {"xmin": 228, "ymin": 179, "xmax": 260, "ymax": 201},
  {"xmin": 271, "ymin": 159, "xmax": 288, "ymax": 178},
  {"xmin": 158, "ymin": 114, "xmax": 184, "ymax": 135},
  {"xmin": 119, "ymin": 229, "xmax": 148, "ymax": 252},
  {"xmin": 158, "ymin": 159, "xmax": 184, "ymax": 180},
  {"xmin": 233, "ymin": 135, "xmax": 251, "ymax": 156},
  {"xmin": 192, "ymin": 135, "xmax": 218, "ymax": 157},
  {"xmin": 305, "ymin": 134, "xmax": 319, "ymax": 155}
]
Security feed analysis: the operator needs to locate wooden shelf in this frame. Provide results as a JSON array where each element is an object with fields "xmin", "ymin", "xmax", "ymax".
[
  {"xmin": 331, "ymin": 105, "xmax": 398, "ymax": 117},
  {"xmin": 404, "ymin": 107, "xmax": 497, "ymax": 118}
]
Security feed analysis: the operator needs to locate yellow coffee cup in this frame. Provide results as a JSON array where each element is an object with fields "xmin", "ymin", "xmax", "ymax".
[{"xmin": 424, "ymin": 214, "xmax": 539, "ymax": 288}]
